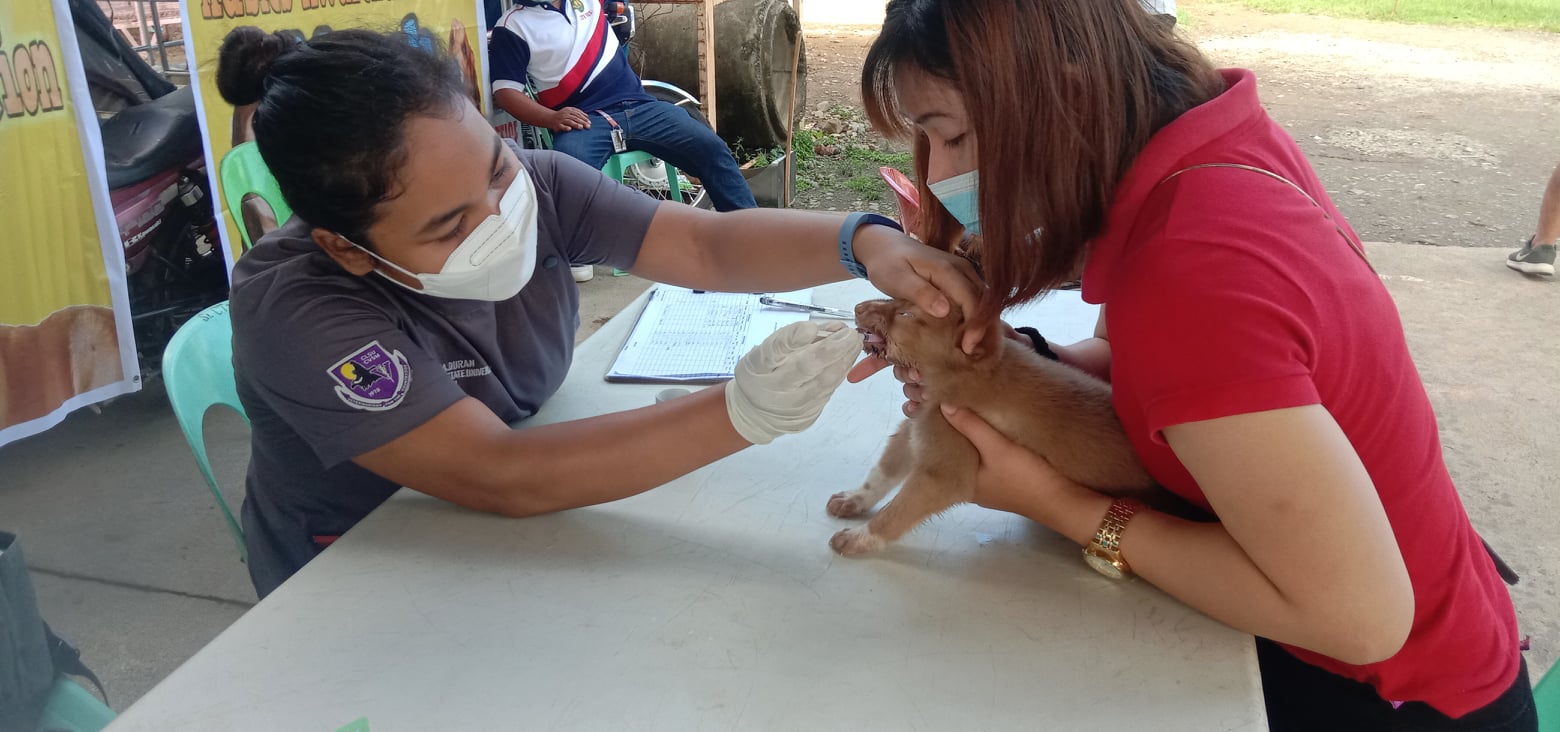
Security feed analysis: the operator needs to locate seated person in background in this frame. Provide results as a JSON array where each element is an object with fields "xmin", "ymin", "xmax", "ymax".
[{"xmin": 489, "ymin": 0, "xmax": 757, "ymax": 218}]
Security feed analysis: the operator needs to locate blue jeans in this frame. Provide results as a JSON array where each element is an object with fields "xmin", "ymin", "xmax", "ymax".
[{"xmin": 550, "ymin": 99, "xmax": 757, "ymax": 211}]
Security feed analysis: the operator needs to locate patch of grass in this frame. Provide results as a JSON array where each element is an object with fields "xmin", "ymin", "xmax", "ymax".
[
  {"xmin": 738, "ymin": 127, "xmax": 827, "ymax": 168},
  {"xmin": 843, "ymin": 144, "xmax": 912, "ymax": 169},
  {"xmin": 791, "ymin": 128, "xmax": 823, "ymax": 165},
  {"xmin": 801, "ymin": 140, "xmax": 910, "ymax": 205},
  {"xmin": 747, "ymin": 110, "xmax": 913, "ymax": 206},
  {"xmin": 827, "ymin": 104, "xmax": 864, "ymax": 121},
  {"xmin": 844, "ymin": 173, "xmax": 886, "ymax": 201},
  {"xmin": 1233, "ymin": 0, "xmax": 1560, "ymax": 32}
]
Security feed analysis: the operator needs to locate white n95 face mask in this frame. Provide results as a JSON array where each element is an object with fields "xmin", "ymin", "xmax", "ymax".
[{"xmin": 352, "ymin": 169, "xmax": 539, "ymax": 301}]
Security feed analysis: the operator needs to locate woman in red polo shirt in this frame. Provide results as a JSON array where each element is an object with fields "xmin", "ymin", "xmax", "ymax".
[{"xmin": 848, "ymin": 0, "xmax": 1537, "ymax": 728}]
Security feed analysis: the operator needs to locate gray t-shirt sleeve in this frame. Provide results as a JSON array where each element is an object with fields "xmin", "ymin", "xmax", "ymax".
[
  {"xmin": 521, "ymin": 149, "xmax": 660, "ymax": 269},
  {"xmin": 235, "ymin": 292, "xmax": 467, "ymax": 468}
]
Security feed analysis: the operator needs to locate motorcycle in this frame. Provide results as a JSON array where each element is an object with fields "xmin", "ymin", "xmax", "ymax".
[{"xmin": 71, "ymin": 0, "xmax": 228, "ymax": 376}]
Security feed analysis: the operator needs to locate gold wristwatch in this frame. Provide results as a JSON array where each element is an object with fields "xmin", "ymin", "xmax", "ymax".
[{"xmin": 1083, "ymin": 498, "xmax": 1142, "ymax": 579}]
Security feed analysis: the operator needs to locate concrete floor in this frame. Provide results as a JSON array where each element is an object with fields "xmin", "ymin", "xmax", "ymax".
[
  {"xmin": 0, "ymin": 249, "xmax": 1555, "ymax": 716},
  {"xmin": 0, "ymin": 266, "xmax": 652, "ymax": 706}
]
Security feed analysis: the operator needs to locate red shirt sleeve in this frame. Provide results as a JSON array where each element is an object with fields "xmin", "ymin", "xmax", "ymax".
[{"xmin": 1108, "ymin": 232, "xmax": 1324, "ymax": 444}]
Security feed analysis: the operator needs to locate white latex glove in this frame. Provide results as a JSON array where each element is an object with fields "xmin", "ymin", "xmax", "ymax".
[{"xmin": 726, "ymin": 320, "xmax": 862, "ymax": 445}]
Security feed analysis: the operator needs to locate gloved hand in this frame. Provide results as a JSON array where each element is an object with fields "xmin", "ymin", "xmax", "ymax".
[{"xmin": 726, "ymin": 320, "xmax": 862, "ymax": 445}]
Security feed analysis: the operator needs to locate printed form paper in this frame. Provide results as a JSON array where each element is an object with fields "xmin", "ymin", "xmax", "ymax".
[{"xmin": 606, "ymin": 286, "xmax": 813, "ymax": 383}]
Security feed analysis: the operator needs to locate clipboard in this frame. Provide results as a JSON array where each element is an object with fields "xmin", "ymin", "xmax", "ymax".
[{"xmin": 604, "ymin": 286, "xmax": 811, "ymax": 383}]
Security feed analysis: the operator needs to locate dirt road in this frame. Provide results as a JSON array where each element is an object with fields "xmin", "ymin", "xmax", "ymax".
[{"xmin": 803, "ymin": 0, "xmax": 1560, "ymax": 248}]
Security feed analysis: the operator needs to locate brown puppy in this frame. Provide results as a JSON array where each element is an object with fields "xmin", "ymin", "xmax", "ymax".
[{"xmin": 828, "ymin": 298, "xmax": 1171, "ymax": 555}]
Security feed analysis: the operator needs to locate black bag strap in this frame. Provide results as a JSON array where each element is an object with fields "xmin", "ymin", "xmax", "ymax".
[
  {"xmin": 42, "ymin": 623, "xmax": 108, "ymax": 704},
  {"xmin": 1481, "ymin": 539, "xmax": 1521, "ymax": 586},
  {"xmin": 1155, "ymin": 162, "xmax": 1375, "ymax": 273}
]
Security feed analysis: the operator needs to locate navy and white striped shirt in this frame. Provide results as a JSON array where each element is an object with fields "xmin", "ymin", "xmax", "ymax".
[{"xmin": 489, "ymin": 0, "xmax": 651, "ymax": 112}]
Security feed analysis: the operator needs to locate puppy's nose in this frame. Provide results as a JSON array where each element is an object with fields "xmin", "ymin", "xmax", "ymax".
[{"xmin": 855, "ymin": 299, "xmax": 892, "ymax": 321}]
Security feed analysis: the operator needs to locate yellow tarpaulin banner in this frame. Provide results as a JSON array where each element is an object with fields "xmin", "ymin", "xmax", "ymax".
[
  {"xmin": 180, "ymin": 0, "xmax": 487, "ymax": 262},
  {"xmin": 0, "ymin": 0, "xmax": 140, "ymax": 444}
]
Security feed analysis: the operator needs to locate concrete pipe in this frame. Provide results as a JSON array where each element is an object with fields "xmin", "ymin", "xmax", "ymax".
[{"xmin": 631, "ymin": 0, "xmax": 807, "ymax": 151}]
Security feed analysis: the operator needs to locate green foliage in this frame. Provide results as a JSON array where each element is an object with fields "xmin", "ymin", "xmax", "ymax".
[
  {"xmin": 844, "ymin": 173, "xmax": 886, "ymax": 201},
  {"xmin": 843, "ymin": 145, "xmax": 912, "ymax": 169},
  {"xmin": 728, "ymin": 107, "xmax": 916, "ymax": 206},
  {"xmin": 1233, "ymin": 0, "xmax": 1560, "ymax": 32}
]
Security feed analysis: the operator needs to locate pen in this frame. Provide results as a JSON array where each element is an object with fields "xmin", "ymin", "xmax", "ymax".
[{"xmin": 759, "ymin": 297, "xmax": 854, "ymax": 319}]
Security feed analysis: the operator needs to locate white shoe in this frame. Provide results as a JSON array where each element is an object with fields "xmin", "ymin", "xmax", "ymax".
[{"xmin": 570, "ymin": 265, "xmax": 594, "ymax": 283}]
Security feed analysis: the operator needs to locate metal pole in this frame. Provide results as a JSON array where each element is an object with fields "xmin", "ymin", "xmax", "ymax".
[
  {"xmin": 782, "ymin": 0, "xmax": 802, "ymax": 207},
  {"xmin": 147, "ymin": 0, "xmax": 171, "ymax": 73},
  {"xmin": 697, "ymin": 0, "xmax": 717, "ymax": 132},
  {"xmin": 134, "ymin": 0, "xmax": 153, "ymax": 66}
]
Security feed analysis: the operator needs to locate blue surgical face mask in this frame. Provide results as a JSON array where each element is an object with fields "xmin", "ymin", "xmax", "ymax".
[{"xmin": 926, "ymin": 171, "xmax": 980, "ymax": 235}]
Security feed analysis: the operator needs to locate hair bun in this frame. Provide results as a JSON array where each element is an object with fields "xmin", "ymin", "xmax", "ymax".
[{"xmin": 215, "ymin": 26, "xmax": 302, "ymax": 106}]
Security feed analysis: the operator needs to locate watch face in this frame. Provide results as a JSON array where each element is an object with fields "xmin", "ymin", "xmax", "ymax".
[{"xmin": 1085, "ymin": 551, "xmax": 1125, "ymax": 579}]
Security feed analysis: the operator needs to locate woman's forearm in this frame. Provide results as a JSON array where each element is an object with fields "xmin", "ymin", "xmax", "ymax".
[
  {"xmin": 1013, "ymin": 482, "xmax": 1399, "ymax": 665},
  {"xmin": 496, "ymin": 385, "xmax": 750, "ymax": 515},
  {"xmin": 356, "ymin": 388, "xmax": 749, "ymax": 519},
  {"xmin": 642, "ymin": 205, "xmax": 927, "ymax": 292},
  {"xmin": 1054, "ymin": 337, "xmax": 1111, "ymax": 381},
  {"xmin": 677, "ymin": 208, "xmax": 860, "ymax": 291}
]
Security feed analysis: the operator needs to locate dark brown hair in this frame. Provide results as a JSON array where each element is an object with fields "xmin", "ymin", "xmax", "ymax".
[
  {"xmin": 863, "ymin": 0, "xmax": 1224, "ymax": 321},
  {"xmin": 216, "ymin": 26, "xmax": 467, "ymax": 246}
]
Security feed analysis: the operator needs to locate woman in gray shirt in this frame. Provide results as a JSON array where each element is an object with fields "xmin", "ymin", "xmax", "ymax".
[{"xmin": 216, "ymin": 27, "xmax": 981, "ymax": 597}]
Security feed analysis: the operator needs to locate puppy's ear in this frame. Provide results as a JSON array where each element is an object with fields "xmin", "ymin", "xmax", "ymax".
[{"xmin": 966, "ymin": 319, "xmax": 1005, "ymax": 361}]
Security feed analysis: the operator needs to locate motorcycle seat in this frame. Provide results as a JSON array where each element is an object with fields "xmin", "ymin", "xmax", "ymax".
[{"xmin": 101, "ymin": 85, "xmax": 204, "ymax": 190}]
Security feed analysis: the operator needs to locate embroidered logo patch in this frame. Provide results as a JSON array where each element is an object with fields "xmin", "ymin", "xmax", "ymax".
[{"xmin": 328, "ymin": 341, "xmax": 412, "ymax": 411}]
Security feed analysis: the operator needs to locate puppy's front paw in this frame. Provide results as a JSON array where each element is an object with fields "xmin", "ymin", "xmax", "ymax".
[
  {"xmin": 830, "ymin": 527, "xmax": 885, "ymax": 556},
  {"xmin": 827, "ymin": 491, "xmax": 871, "ymax": 518}
]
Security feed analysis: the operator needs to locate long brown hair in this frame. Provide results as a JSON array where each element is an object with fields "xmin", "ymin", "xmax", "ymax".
[{"xmin": 863, "ymin": 0, "xmax": 1223, "ymax": 321}]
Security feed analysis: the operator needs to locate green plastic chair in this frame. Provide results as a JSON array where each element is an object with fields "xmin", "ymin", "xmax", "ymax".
[
  {"xmin": 219, "ymin": 142, "xmax": 293, "ymax": 251},
  {"xmin": 597, "ymin": 150, "xmax": 681, "ymax": 276},
  {"xmin": 33, "ymin": 677, "xmax": 114, "ymax": 732},
  {"xmin": 162, "ymin": 301, "xmax": 249, "ymax": 562},
  {"xmin": 1539, "ymin": 658, "xmax": 1559, "ymax": 732},
  {"xmin": 601, "ymin": 149, "xmax": 682, "ymax": 204},
  {"xmin": 518, "ymin": 81, "xmax": 683, "ymax": 204}
]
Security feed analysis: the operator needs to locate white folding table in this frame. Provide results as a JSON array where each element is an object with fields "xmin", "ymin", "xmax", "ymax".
[{"xmin": 107, "ymin": 281, "xmax": 1265, "ymax": 731}]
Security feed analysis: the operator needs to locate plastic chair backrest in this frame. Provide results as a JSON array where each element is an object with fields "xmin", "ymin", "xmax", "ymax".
[
  {"xmin": 219, "ymin": 142, "xmax": 293, "ymax": 250},
  {"xmin": 519, "ymin": 80, "xmax": 555, "ymax": 150},
  {"xmin": 1539, "ymin": 659, "xmax": 1559, "ymax": 732},
  {"xmin": 32, "ymin": 678, "xmax": 114, "ymax": 732},
  {"xmin": 161, "ymin": 301, "xmax": 249, "ymax": 562},
  {"xmin": 601, "ymin": 150, "xmax": 682, "ymax": 204}
]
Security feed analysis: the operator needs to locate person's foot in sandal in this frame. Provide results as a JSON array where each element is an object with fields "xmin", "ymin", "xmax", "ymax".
[{"xmin": 1506, "ymin": 236, "xmax": 1556, "ymax": 277}]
